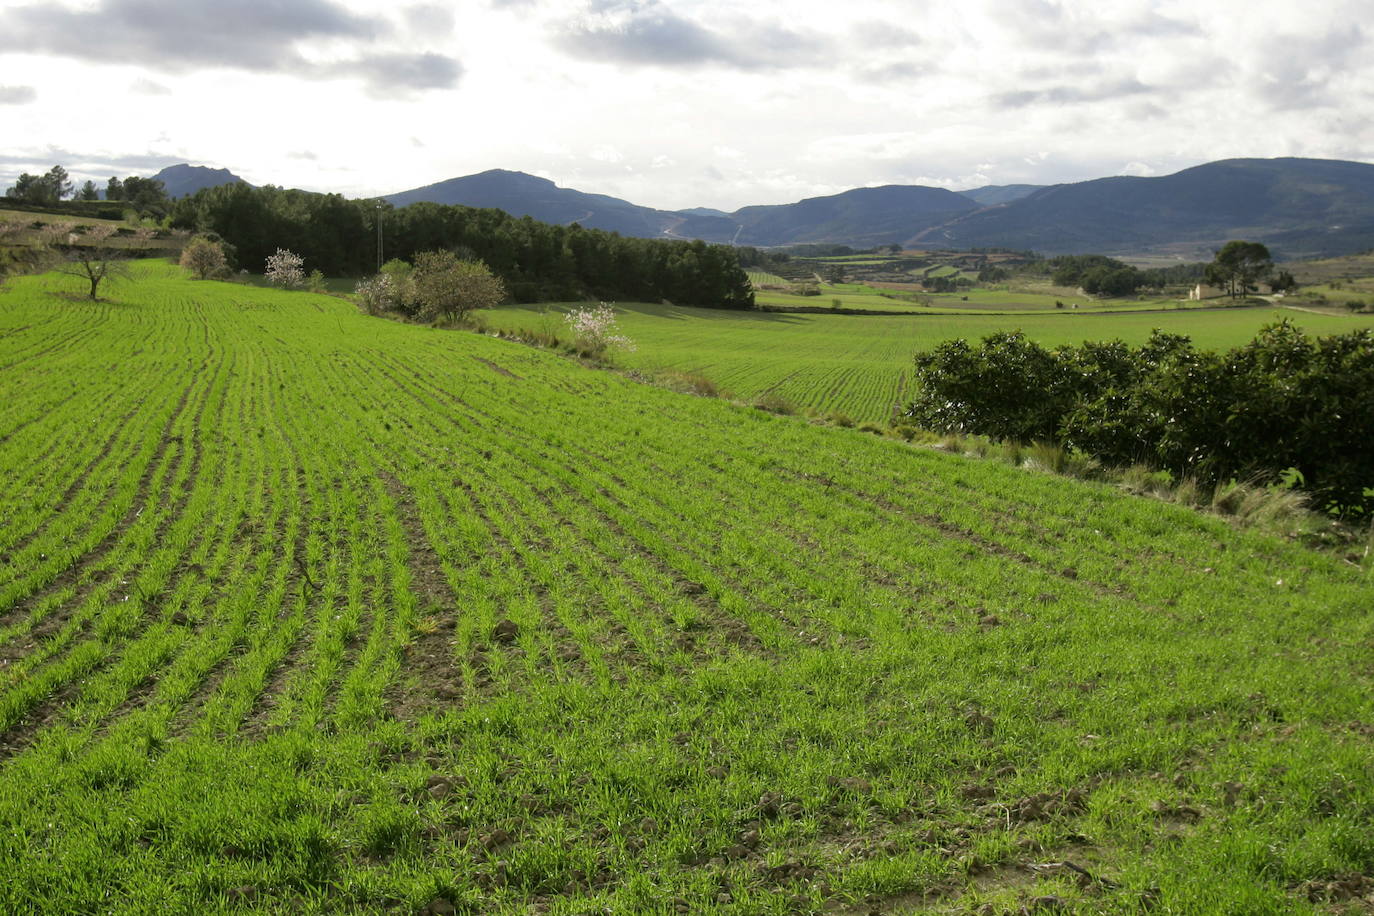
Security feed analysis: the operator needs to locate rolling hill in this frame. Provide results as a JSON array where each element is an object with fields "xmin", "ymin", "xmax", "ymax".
[
  {"xmin": 726, "ymin": 185, "xmax": 978, "ymax": 248},
  {"xmin": 958, "ymin": 184, "xmax": 1042, "ymax": 207},
  {"xmin": 382, "ymin": 169, "xmax": 685, "ymax": 238},
  {"xmin": 923, "ymin": 158, "xmax": 1374, "ymax": 259},
  {"xmin": 382, "ymin": 173, "xmax": 979, "ymax": 247},
  {"xmin": 383, "ymin": 158, "xmax": 1374, "ymax": 257}
]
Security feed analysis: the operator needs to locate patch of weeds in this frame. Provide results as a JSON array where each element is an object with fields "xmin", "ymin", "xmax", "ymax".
[
  {"xmin": 652, "ymin": 370, "xmax": 719, "ymax": 398},
  {"xmin": 753, "ymin": 392, "xmax": 796, "ymax": 415},
  {"xmin": 825, "ymin": 411, "xmax": 856, "ymax": 428}
]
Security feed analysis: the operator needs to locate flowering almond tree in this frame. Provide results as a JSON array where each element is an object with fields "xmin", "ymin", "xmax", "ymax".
[
  {"xmin": 354, "ymin": 273, "xmax": 396, "ymax": 315},
  {"xmin": 565, "ymin": 303, "xmax": 635, "ymax": 355},
  {"xmin": 265, "ymin": 248, "xmax": 305, "ymax": 289}
]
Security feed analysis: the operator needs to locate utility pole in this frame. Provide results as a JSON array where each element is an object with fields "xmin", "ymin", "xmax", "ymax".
[{"xmin": 375, "ymin": 202, "xmax": 383, "ymax": 272}]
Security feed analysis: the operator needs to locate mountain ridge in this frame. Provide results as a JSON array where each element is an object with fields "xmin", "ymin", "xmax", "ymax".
[
  {"xmin": 150, "ymin": 157, "xmax": 1374, "ymax": 259},
  {"xmin": 151, "ymin": 164, "xmax": 249, "ymax": 199},
  {"xmin": 379, "ymin": 157, "xmax": 1374, "ymax": 258}
]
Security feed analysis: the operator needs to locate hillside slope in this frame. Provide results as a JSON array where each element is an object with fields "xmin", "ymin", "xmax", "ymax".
[
  {"xmin": 926, "ymin": 158, "xmax": 1374, "ymax": 258},
  {"xmin": 383, "ymin": 168, "xmax": 686, "ymax": 237},
  {"xmin": 385, "ymin": 159, "xmax": 1374, "ymax": 255},
  {"xmin": 0, "ymin": 261, "xmax": 1369, "ymax": 914},
  {"xmin": 729, "ymin": 185, "xmax": 978, "ymax": 247}
]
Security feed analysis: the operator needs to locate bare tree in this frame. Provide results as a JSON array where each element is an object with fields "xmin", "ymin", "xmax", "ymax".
[{"xmin": 57, "ymin": 225, "xmax": 130, "ymax": 300}]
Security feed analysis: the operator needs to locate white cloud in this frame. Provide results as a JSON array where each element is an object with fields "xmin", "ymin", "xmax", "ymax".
[
  {"xmin": 0, "ymin": 84, "xmax": 37, "ymax": 104},
  {"xmin": 0, "ymin": 0, "xmax": 1371, "ymax": 210}
]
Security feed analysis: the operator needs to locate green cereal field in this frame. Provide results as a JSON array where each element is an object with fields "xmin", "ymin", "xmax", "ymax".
[
  {"xmin": 480, "ymin": 300, "xmax": 1374, "ymax": 422},
  {"xmin": 0, "ymin": 261, "xmax": 1370, "ymax": 914}
]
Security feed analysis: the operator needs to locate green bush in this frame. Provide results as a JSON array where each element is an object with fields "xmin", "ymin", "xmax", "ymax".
[{"xmin": 904, "ymin": 321, "xmax": 1374, "ymax": 514}]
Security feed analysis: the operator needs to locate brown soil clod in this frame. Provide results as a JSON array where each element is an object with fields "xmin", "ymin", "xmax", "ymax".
[
  {"xmin": 492, "ymin": 619, "xmax": 520, "ymax": 644},
  {"xmin": 827, "ymin": 775, "xmax": 873, "ymax": 794},
  {"xmin": 225, "ymin": 885, "xmax": 258, "ymax": 903},
  {"xmin": 965, "ymin": 709, "xmax": 996, "ymax": 732},
  {"xmin": 1029, "ymin": 859, "xmax": 1120, "ymax": 890},
  {"xmin": 960, "ymin": 783, "xmax": 996, "ymax": 801},
  {"xmin": 1298, "ymin": 872, "xmax": 1374, "ymax": 902},
  {"xmin": 1149, "ymin": 799, "xmax": 1202, "ymax": 822},
  {"xmin": 1011, "ymin": 788, "xmax": 1088, "ymax": 822},
  {"xmin": 479, "ymin": 828, "xmax": 513, "ymax": 852}
]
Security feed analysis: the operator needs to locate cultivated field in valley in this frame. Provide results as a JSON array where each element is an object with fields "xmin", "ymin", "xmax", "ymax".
[
  {"xmin": 480, "ymin": 301, "xmax": 1374, "ymax": 423},
  {"xmin": 0, "ymin": 261, "xmax": 1371, "ymax": 914}
]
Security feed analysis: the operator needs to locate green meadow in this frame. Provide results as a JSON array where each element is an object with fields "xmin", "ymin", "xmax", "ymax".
[
  {"xmin": 0, "ymin": 260, "xmax": 1370, "ymax": 914},
  {"xmin": 480, "ymin": 299, "xmax": 1374, "ymax": 422}
]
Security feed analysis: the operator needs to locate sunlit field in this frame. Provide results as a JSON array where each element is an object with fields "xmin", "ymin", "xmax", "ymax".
[
  {"xmin": 481, "ymin": 299, "xmax": 1374, "ymax": 422},
  {"xmin": 0, "ymin": 261, "xmax": 1370, "ymax": 913}
]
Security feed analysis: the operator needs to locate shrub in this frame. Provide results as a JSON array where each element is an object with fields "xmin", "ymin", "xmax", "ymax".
[
  {"xmin": 412, "ymin": 251, "xmax": 505, "ymax": 325},
  {"xmin": 179, "ymin": 236, "xmax": 229, "ymax": 280},
  {"xmin": 904, "ymin": 332, "xmax": 1080, "ymax": 442},
  {"xmin": 904, "ymin": 321, "xmax": 1374, "ymax": 514}
]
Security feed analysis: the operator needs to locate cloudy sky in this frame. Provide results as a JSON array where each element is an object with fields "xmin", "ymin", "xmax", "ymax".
[{"xmin": 1, "ymin": 0, "xmax": 1371, "ymax": 211}]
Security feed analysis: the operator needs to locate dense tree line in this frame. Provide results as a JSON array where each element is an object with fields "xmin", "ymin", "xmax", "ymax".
[
  {"xmin": 1046, "ymin": 254, "xmax": 1142, "ymax": 296},
  {"xmin": 1136, "ymin": 262, "xmax": 1207, "ymax": 287},
  {"xmin": 1045, "ymin": 255, "xmax": 1233, "ymax": 295},
  {"xmin": 735, "ymin": 246, "xmax": 791, "ymax": 268},
  {"xmin": 168, "ymin": 184, "xmax": 753, "ymax": 308},
  {"xmin": 903, "ymin": 323, "xmax": 1374, "ymax": 514},
  {"xmin": 5, "ymin": 165, "xmax": 170, "ymax": 217}
]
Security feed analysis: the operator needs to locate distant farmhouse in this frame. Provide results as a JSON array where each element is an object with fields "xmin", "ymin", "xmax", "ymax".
[{"xmin": 1187, "ymin": 284, "xmax": 1228, "ymax": 300}]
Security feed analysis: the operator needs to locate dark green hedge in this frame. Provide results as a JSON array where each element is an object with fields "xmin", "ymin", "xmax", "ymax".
[{"xmin": 904, "ymin": 322, "xmax": 1374, "ymax": 514}]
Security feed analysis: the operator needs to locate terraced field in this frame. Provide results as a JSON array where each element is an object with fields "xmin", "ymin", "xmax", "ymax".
[
  {"xmin": 1, "ymin": 261, "xmax": 1371, "ymax": 914},
  {"xmin": 482, "ymin": 300, "xmax": 1374, "ymax": 422}
]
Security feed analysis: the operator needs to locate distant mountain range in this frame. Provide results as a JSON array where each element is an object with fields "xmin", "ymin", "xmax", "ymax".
[
  {"xmin": 380, "ymin": 159, "xmax": 1374, "ymax": 259},
  {"xmin": 151, "ymin": 157, "xmax": 1374, "ymax": 259},
  {"xmin": 380, "ymin": 169, "xmax": 1023, "ymax": 248},
  {"xmin": 915, "ymin": 158, "xmax": 1374, "ymax": 260}
]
